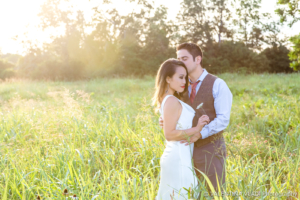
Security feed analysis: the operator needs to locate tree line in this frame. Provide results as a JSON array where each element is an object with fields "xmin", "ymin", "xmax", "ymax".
[{"xmin": 0, "ymin": 0, "xmax": 299, "ymax": 80}]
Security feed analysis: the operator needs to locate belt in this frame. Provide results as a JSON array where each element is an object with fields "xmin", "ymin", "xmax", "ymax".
[{"xmin": 195, "ymin": 131, "xmax": 224, "ymax": 147}]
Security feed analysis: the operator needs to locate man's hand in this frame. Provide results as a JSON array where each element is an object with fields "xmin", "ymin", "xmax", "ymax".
[
  {"xmin": 159, "ymin": 116, "xmax": 164, "ymax": 129},
  {"xmin": 180, "ymin": 132, "xmax": 202, "ymax": 146}
]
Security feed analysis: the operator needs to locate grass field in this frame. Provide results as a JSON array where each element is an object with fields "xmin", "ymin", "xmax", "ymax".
[{"xmin": 0, "ymin": 73, "xmax": 300, "ymax": 199}]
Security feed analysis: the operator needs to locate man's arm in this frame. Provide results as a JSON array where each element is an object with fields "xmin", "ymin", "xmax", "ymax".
[
  {"xmin": 200, "ymin": 78, "xmax": 232, "ymax": 139},
  {"xmin": 180, "ymin": 78, "xmax": 232, "ymax": 145}
]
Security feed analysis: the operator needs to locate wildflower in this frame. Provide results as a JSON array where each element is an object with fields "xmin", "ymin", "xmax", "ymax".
[
  {"xmin": 196, "ymin": 103, "xmax": 203, "ymax": 109},
  {"xmin": 196, "ymin": 102, "xmax": 207, "ymax": 116},
  {"xmin": 264, "ymin": 140, "xmax": 267, "ymax": 143},
  {"xmin": 63, "ymin": 189, "xmax": 68, "ymax": 196},
  {"xmin": 36, "ymin": 196, "xmax": 41, "ymax": 200},
  {"xmin": 72, "ymin": 194, "xmax": 79, "ymax": 200}
]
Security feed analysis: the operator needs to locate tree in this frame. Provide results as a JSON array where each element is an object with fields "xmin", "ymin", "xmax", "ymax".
[
  {"xmin": 0, "ymin": 53, "xmax": 22, "ymax": 65},
  {"xmin": 177, "ymin": 0, "xmax": 214, "ymax": 45},
  {"xmin": 0, "ymin": 59, "xmax": 16, "ymax": 79},
  {"xmin": 276, "ymin": 0, "xmax": 300, "ymax": 71},
  {"xmin": 248, "ymin": 27, "xmax": 264, "ymax": 50},
  {"xmin": 288, "ymin": 34, "xmax": 300, "ymax": 71},
  {"xmin": 233, "ymin": 0, "xmax": 262, "ymax": 47},
  {"xmin": 203, "ymin": 41, "xmax": 270, "ymax": 74},
  {"xmin": 276, "ymin": 0, "xmax": 300, "ymax": 27},
  {"xmin": 38, "ymin": 0, "xmax": 87, "ymax": 64},
  {"xmin": 260, "ymin": 13, "xmax": 287, "ymax": 46},
  {"xmin": 141, "ymin": 6, "xmax": 174, "ymax": 74},
  {"xmin": 90, "ymin": 1, "xmax": 174, "ymax": 76},
  {"xmin": 210, "ymin": 0, "xmax": 232, "ymax": 45},
  {"xmin": 261, "ymin": 43, "xmax": 293, "ymax": 73},
  {"xmin": 18, "ymin": 0, "xmax": 88, "ymax": 80}
]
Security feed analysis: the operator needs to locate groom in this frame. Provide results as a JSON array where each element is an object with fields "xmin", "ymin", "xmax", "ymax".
[{"xmin": 159, "ymin": 42, "xmax": 232, "ymax": 198}]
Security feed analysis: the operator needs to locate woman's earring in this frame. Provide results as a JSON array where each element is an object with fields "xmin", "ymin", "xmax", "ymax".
[{"xmin": 165, "ymin": 84, "xmax": 169, "ymax": 94}]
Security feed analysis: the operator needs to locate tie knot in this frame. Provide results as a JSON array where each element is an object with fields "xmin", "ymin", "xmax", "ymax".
[{"xmin": 191, "ymin": 80, "xmax": 200, "ymax": 87}]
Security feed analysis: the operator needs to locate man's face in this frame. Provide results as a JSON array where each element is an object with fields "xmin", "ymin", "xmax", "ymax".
[{"xmin": 177, "ymin": 49, "xmax": 200, "ymax": 74}]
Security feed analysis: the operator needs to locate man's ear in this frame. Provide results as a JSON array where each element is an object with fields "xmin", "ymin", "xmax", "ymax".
[{"xmin": 196, "ymin": 56, "xmax": 202, "ymax": 64}]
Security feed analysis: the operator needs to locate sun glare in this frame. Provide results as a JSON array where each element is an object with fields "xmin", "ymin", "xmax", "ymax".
[
  {"xmin": 0, "ymin": 0, "xmax": 46, "ymax": 53},
  {"xmin": 0, "ymin": 0, "xmax": 139, "ymax": 54},
  {"xmin": 0, "ymin": 0, "xmax": 299, "ymax": 55}
]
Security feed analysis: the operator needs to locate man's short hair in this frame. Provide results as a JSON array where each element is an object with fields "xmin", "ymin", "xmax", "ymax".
[{"xmin": 176, "ymin": 42, "xmax": 203, "ymax": 64}]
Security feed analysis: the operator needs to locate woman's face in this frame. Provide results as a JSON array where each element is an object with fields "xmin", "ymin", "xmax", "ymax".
[{"xmin": 167, "ymin": 66, "xmax": 187, "ymax": 93}]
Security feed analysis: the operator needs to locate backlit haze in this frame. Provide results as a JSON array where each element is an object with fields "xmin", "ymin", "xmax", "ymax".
[{"xmin": 0, "ymin": 0, "xmax": 299, "ymax": 55}]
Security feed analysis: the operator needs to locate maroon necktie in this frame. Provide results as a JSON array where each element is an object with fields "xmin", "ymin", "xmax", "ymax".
[{"xmin": 190, "ymin": 80, "xmax": 200, "ymax": 104}]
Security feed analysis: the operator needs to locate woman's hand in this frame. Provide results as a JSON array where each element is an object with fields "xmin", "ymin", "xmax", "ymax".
[
  {"xmin": 196, "ymin": 115, "xmax": 210, "ymax": 132},
  {"xmin": 179, "ymin": 115, "xmax": 210, "ymax": 145},
  {"xmin": 159, "ymin": 116, "xmax": 164, "ymax": 129},
  {"xmin": 181, "ymin": 132, "xmax": 202, "ymax": 146}
]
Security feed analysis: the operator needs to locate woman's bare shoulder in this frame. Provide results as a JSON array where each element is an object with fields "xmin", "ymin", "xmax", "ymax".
[{"xmin": 163, "ymin": 96, "xmax": 181, "ymax": 113}]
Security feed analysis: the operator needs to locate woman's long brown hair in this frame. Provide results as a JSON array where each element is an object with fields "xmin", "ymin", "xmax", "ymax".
[{"xmin": 152, "ymin": 58, "xmax": 189, "ymax": 112}]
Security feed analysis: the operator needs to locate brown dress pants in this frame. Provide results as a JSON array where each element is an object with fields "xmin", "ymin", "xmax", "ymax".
[{"xmin": 193, "ymin": 137, "xmax": 227, "ymax": 198}]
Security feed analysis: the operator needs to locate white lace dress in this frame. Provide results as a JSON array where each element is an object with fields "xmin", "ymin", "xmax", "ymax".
[{"xmin": 156, "ymin": 95, "xmax": 198, "ymax": 200}]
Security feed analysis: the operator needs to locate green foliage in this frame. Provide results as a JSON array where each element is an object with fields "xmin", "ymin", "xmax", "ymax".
[
  {"xmin": 17, "ymin": 49, "xmax": 86, "ymax": 80},
  {"xmin": 0, "ymin": 74, "xmax": 300, "ymax": 199},
  {"xmin": 203, "ymin": 41, "xmax": 270, "ymax": 74},
  {"xmin": 177, "ymin": 0, "xmax": 231, "ymax": 45},
  {"xmin": 288, "ymin": 33, "xmax": 300, "ymax": 71},
  {"xmin": 0, "ymin": 53, "xmax": 22, "ymax": 65},
  {"xmin": 276, "ymin": 0, "xmax": 300, "ymax": 27},
  {"xmin": 261, "ymin": 43, "xmax": 293, "ymax": 73},
  {"xmin": 233, "ymin": 0, "xmax": 262, "ymax": 47},
  {"xmin": 275, "ymin": 0, "xmax": 300, "ymax": 71},
  {"xmin": 0, "ymin": 59, "xmax": 16, "ymax": 79},
  {"xmin": 5, "ymin": 0, "xmax": 295, "ymax": 80},
  {"xmin": 93, "ymin": 5, "xmax": 174, "ymax": 77}
]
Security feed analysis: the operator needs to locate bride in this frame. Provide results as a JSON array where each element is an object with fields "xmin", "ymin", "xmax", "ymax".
[{"xmin": 152, "ymin": 59, "xmax": 209, "ymax": 200}]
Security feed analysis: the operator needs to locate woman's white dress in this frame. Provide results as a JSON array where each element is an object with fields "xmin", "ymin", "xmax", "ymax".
[{"xmin": 156, "ymin": 95, "xmax": 198, "ymax": 200}]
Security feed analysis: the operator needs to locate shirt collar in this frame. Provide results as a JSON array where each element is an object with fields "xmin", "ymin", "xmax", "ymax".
[{"xmin": 189, "ymin": 68, "xmax": 208, "ymax": 84}]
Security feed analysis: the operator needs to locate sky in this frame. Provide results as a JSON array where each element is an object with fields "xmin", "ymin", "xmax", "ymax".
[{"xmin": 0, "ymin": 0, "xmax": 299, "ymax": 55}]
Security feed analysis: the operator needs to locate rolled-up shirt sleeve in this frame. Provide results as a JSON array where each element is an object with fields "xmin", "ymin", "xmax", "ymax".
[{"xmin": 200, "ymin": 78, "xmax": 233, "ymax": 139}]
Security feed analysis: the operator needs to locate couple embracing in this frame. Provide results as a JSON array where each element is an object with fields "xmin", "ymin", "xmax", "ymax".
[{"xmin": 152, "ymin": 43, "xmax": 233, "ymax": 200}]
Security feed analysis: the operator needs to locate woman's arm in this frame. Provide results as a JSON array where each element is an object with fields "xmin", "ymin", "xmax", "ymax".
[{"xmin": 163, "ymin": 96, "xmax": 209, "ymax": 141}]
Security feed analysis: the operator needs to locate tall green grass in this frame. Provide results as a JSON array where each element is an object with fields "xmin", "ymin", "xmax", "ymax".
[{"xmin": 0, "ymin": 73, "xmax": 299, "ymax": 199}]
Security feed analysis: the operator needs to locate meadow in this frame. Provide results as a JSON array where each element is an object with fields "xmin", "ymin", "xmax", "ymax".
[{"xmin": 0, "ymin": 73, "xmax": 300, "ymax": 200}]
